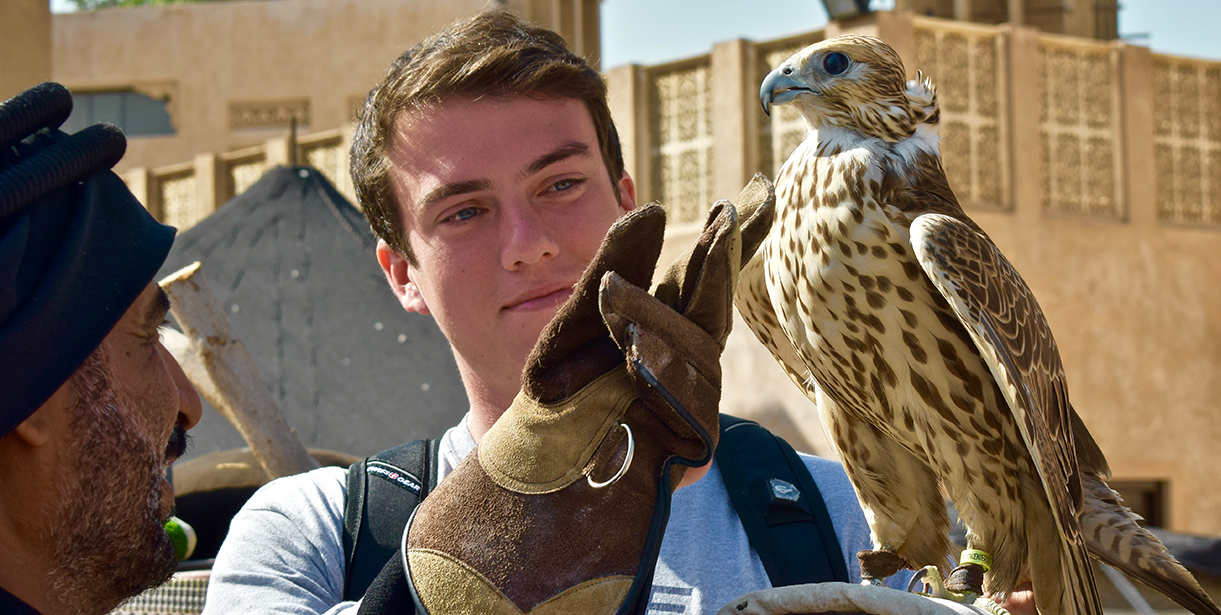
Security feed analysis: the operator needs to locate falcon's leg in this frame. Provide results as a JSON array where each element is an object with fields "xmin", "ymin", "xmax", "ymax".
[
  {"xmin": 944, "ymin": 558, "xmax": 987, "ymax": 597},
  {"xmin": 817, "ymin": 390, "xmax": 952, "ymax": 584}
]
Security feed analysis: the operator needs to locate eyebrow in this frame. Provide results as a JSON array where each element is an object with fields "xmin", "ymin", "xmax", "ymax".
[
  {"xmin": 415, "ymin": 142, "xmax": 595, "ymax": 212},
  {"xmin": 418, "ymin": 179, "xmax": 492, "ymax": 210},
  {"xmin": 522, "ymin": 141, "xmax": 592, "ymax": 178}
]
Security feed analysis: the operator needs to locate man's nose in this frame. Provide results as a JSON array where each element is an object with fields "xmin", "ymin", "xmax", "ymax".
[
  {"xmin": 162, "ymin": 343, "xmax": 203, "ymax": 431},
  {"xmin": 501, "ymin": 201, "xmax": 560, "ymax": 270}
]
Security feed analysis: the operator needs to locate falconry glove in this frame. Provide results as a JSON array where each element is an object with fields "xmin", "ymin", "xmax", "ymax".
[
  {"xmin": 367, "ymin": 176, "xmax": 775, "ymax": 615},
  {"xmin": 718, "ymin": 580, "xmax": 1009, "ymax": 615}
]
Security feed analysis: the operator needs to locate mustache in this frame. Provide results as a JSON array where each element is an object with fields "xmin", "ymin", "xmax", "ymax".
[{"xmin": 165, "ymin": 423, "xmax": 191, "ymax": 461}]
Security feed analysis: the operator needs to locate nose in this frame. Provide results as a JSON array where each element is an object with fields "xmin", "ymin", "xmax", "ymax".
[
  {"xmin": 500, "ymin": 200, "xmax": 559, "ymax": 271},
  {"xmin": 162, "ymin": 343, "xmax": 203, "ymax": 431}
]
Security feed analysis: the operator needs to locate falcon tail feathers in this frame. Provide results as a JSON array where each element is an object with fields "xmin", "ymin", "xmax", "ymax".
[{"xmin": 1080, "ymin": 474, "xmax": 1221, "ymax": 615}]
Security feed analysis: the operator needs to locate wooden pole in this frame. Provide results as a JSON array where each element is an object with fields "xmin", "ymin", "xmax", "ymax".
[{"xmin": 159, "ymin": 261, "xmax": 320, "ymax": 479}]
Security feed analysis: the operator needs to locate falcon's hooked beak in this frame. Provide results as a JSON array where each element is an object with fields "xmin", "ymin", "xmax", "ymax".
[{"xmin": 760, "ymin": 65, "xmax": 815, "ymax": 117}]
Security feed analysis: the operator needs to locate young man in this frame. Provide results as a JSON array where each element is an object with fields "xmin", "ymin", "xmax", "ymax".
[
  {"xmin": 0, "ymin": 83, "xmax": 204, "ymax": 615},
  {"xmin": 207, "ymin": 11, "xmax": 1023, "ymax": 615}
]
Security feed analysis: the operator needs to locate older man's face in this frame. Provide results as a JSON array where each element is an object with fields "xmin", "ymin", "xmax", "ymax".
[{"xmin": 47, "ymin": 282, "xmax": 202, "ymax": 611}]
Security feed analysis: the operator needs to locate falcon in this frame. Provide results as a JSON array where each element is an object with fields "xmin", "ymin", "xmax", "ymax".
[{"xmin": 739, "ymin": 34, "xmax": 1220, "ymax": 615}]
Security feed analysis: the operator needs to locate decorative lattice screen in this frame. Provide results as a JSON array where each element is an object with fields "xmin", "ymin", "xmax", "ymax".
[
  {"xmin": 650, "ymin": 60, "xmax": 715, "ymax": 224},
  {"xmin": 304, "ymin": 140, "xmax": 344, "ymax": 192},
  {"xmin": 1152, "ymin": 55, "xmax": 1221, "ymax": 226},
  {"xmin": 915, "ymin": 23, "xmax": 1008, "ymax": 210},
  {"xmin": 229, "ymin": 157, "xmax": 269, "ymax": 200},
  {"xmin": 1038, "ymin": 40, "xmax": 1123, "ymax": 218},
  {"xmin": 160, "ymin": 172, "xmax": 199, "ymax": 230}
]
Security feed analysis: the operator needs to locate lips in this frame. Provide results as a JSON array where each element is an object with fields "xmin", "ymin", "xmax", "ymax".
[{"xmin": 503, "ymin": 283, "xmax": 576, "ymax": 313}]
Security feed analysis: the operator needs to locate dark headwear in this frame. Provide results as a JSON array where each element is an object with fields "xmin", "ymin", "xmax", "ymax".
[{"xmin": 0, "ymin": 83, "xmax": 175, "ymax": 437}]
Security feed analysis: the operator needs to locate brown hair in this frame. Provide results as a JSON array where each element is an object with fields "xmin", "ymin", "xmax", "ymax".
[{"xmin": 350, "ymin": 10, "xmax": 623, "ymax": 264}]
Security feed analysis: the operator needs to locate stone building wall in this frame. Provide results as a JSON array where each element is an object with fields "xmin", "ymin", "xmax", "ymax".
[
  {"xmin": 50, "ymin": 0, "xmax": 599, "ymax": 174},
  {"xmin": 1, "ymin": 0, "xmax": 52, "ymax": 102}
]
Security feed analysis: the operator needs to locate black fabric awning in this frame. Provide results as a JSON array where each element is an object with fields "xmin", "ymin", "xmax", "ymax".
[{"xmin": 159, "ymin": 166, "xmax": 467, "ymax": 462}]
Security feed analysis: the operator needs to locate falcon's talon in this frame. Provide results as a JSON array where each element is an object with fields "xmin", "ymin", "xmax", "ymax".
[{"xmin": 915, "ymin": 565, "xmax": 982, "ymax": 604}]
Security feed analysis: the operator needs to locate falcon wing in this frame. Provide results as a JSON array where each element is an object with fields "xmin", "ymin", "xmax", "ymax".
[
  {"xmin": 735, "ymin": 249, "xmax": 816, "ymax": 397},
  {"xmin": 910, "ymin": 213, "xmax": 1102, "ymax": 615}
]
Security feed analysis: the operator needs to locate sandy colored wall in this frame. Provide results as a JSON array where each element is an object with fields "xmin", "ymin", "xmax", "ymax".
[
  {"xmin": 51, "ymin": 0, "xmax": 492, "ymax": 173},
  {"xmin": 51, "ymin": 0, "xmax": 601, "ymax": 174},
  {"xmin": 1, "ymin": 0, "xmax": 52, "ymax": 102},
  {"xmin": 972, "ymin": 205, "xmax": 1221, "ymax": 535}
]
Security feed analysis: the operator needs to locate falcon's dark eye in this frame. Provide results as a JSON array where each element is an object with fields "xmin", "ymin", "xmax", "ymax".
[{"xmin": 823, "ymin": 51, "xmax": 850, "ymax": 76}]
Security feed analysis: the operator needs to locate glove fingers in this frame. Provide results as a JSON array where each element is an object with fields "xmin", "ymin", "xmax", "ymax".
[
  {"xmin": 651, "ymin": 175, "xmax": 774, "ymax": 344},
  {"xmin": 600, "ymin": 272, "xmax": 723, "ymax": 463},
  {"xmin": 652, "ymin": 201, "xmax": 729, "ymax": 314},
  {"xmin": 650, "ymin": 202, "xmax": 740, "ymax": 345},
  {"xmin": 678, "ymin": 204, "xmax": 740, "ymax": 346},
  {"xmin": 734, "ymin": 173, "xmax": 776, "ymax": 269},
  {"xmin": 524, "ymin": 204, "xmax": 666, "ymax": 402}
]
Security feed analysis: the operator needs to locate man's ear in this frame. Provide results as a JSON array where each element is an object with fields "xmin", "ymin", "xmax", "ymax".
[
  {"xmin": 8, "ymin": 385, "xmax": 70, "ymax": 448},
  {"xmin": 376, "ymin": 239, "xmax": 430, "ymax": 315},
  {"xmin": 618, "ymin": 172, "xmax": 637, "ymax": 213}
]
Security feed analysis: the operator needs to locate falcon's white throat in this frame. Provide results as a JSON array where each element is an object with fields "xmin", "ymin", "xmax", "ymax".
[{"xmin": 801, "ymin": 77, "xmax": 941, "ymax": 172}]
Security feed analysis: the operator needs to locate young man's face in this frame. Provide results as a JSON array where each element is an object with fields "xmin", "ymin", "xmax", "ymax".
[{"xmin": 378, "ymin": 96, "xmax": 635, "ymax": 409}]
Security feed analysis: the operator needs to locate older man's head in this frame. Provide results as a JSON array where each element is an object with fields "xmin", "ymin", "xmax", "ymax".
[{"xmin": 0, "ymin": 83, "xmax": 202, "ymax": 615}]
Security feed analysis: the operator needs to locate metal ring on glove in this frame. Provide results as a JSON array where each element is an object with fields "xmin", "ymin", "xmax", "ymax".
[{"xmin": 587, "ymin": 422, "xmax": 634, "ymax": 489}]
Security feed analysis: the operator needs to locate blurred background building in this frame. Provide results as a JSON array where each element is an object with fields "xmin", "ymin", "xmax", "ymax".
[{"xmin": 4, "ymin": 0, "xmax": 1218, "ymax": 542}]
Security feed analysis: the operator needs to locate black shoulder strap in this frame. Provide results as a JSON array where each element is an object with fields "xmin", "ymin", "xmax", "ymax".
[
  {"xmin": 343, "ymin": 438, "xmax": 440, "ymax": 602},
  {"xmin": 716, "ymin": 413, "xmax": 850, "ymax": 587}
]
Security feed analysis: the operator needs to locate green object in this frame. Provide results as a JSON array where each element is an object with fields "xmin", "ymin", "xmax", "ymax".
[
  {"xmin": 164, "ymin": 515, "xmax": 197, "ymax": 561},
  {"xmin": 960, "ymin": 548, "xmax": 993, "ymax": 572}
]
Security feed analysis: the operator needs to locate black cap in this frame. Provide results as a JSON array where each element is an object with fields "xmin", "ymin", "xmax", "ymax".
[{"xmin": 0, "ymin": 83, "xmax": 176, "ymax": 437}]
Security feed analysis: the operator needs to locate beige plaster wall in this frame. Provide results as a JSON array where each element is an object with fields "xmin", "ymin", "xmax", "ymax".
[
  {"xmin": 1, "ymin": 0, "xmax": 52, "ymax": 102},
  {"xmin": 972, "ymin": 207, "xmax": 1221, "ymax": 536},
  {"xmin": 51, "ymin": 0, "xmax": 601, "ymax": 174},
  {"xmin": 51, "ymin": 0, "xmax": 492, "ymax": 173}
]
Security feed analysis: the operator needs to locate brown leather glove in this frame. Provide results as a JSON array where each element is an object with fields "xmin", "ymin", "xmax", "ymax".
[{"xmin": 398, "ymin": 175, "xmax": 775, "ymax": 615}]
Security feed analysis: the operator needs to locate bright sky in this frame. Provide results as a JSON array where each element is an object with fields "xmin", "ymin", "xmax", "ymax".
[
  {"xmin": 48, "ymin": 0, "xmax": 1221, "ymax": 66},
  {"xmin": 600, "ymin": 0, "xmax": 1221, "ymax": 68}
]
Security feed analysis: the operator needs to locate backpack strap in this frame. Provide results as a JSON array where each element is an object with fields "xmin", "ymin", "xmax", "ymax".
[
  {"xmin": 716, "ymin": 413, "xmax": 850, "ymax": 587},
  {"xmin": 343, "ymin": 438, "xmax": 440, "ymax": 602}
]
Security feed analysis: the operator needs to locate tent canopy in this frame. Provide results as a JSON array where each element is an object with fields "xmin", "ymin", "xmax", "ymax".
[{"xmin": 159, "ymin": 166, "xmax": 466, "ymax": 463}]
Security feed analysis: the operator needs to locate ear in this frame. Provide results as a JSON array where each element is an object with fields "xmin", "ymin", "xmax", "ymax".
[
  {"xmin": 617, "ymin": 172, "xmax": 637, "ymax": 213},
  {"xmin": 376, "ymin": 239, "xmax": 430, "ymax": 315},
  {"xmin": 8, "ymin": 385, "xmax": 72, "ymax": 448}
]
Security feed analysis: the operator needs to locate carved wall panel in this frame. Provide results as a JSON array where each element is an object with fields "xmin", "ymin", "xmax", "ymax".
[
  {"xmin": 1037, "ymin": 41, "xmax": 1123, "ymax": 218},
  {"xmin": 650, "ymin": 60, "xmax": 715, "ymax": 224},
  {"xmin": 160, "ymin": 172, "xmax": 200, "ymax": 230},
  {"xmin": 914, "ymin": 23, "xmax": 1009, "ymax": 210},
  {"xmin": 1152, "ymin": 55, "xmax": 1221, "ymax": 226},
  {"xmin": 304, "ymin": 141, "xmax": 344, "ymax": 192},
  {"xmin": 229, "ymin": 98, "xmax": 309, "ymax": 130},
  {"xmin": 229, "ymin": 157, "xmax": 269, "ymax": 200}
]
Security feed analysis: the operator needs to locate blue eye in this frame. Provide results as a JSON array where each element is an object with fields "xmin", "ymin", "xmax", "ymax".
[
  {"xmin": 451, "ymin": 207, "xmax": 479, "ymax": 222},
  {"xmin": 823, "ymin": 52, "xmax": 850, "ymax": 76}
]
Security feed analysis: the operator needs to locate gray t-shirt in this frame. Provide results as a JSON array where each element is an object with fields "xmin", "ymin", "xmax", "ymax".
[{"xmin": 203, "ymin": 416, "xmax": 909, "ymax": 615}]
